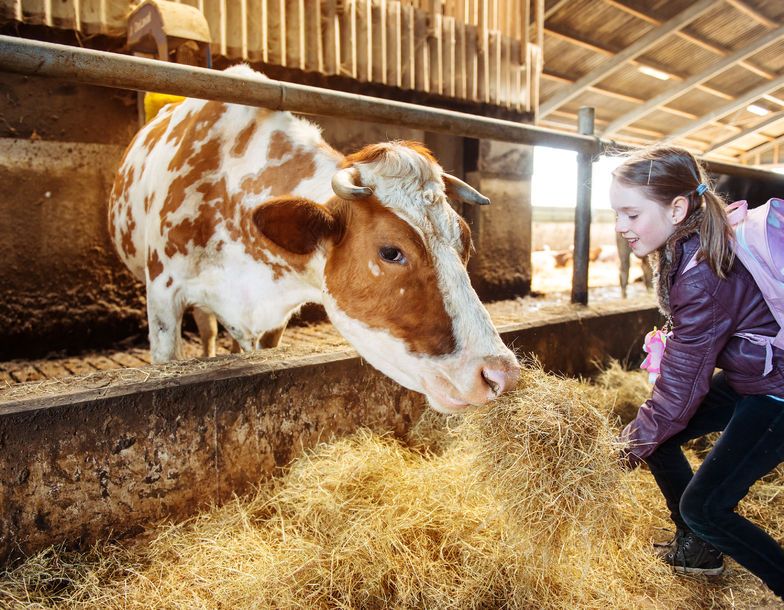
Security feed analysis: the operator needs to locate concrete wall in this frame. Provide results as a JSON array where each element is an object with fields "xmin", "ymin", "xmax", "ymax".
[
  {"xmin": 465, "ymin": 140, "xmax": 534, "ymax": 300},
  {"xmin": 0, "ymin": 73, "xmax": 144, "ymax": 359},
  {"xmin": 0, "ymin": 72, "xmax": 534, "ymax": 359}
]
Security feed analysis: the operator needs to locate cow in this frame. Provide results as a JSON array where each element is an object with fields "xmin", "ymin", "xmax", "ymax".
[
  {"xmin": 108, "ymin": 64, "xmax": 520, "ymax": 414},
  {"xmin": 615, "ymin": 232, "xmax": 653, "ymax": 298}
]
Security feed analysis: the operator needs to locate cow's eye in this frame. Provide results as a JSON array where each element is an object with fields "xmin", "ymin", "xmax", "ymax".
[{"xmin": 379, "ymin": 246, "xmax": 407, "ymax": 264}]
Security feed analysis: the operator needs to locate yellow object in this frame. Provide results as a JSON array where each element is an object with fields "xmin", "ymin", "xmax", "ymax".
[{"xmin": 143, "ymin": 92, "xmax": 185, "ymax": 123}]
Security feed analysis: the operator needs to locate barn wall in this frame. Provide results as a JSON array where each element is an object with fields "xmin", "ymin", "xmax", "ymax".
[{"xmin": 0, "ymin": 72, "xmax": 533, "ymax": 359}]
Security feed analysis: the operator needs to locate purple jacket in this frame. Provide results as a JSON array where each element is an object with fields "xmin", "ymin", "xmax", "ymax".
[{"xmin": 623, "ymin": 232, "xmax": 784, "ymax": 462}]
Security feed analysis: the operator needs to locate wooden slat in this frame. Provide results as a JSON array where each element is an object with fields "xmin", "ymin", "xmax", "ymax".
[
  {"xmin": 401, "ymin": 3, "xmax": 414, "ymax": 88},
  {"xmin": 386, "ymin": 0, "xmax": 401, "ymax": 86},
  {"xmin": 466, "ymin": 23, "xmax": 477, "ymax": 101},
  {"xmin": 247, "ymin": 0, "xmax": 263, "ymax": 60},
  {"xmin": 456, "ymin": 18, "xmax": 466, "ymax": 99},
  {"xmin": 444, "ymin": 15, "xmax": 455, "ymax": 97},
  {"xmin": 501, "ymin": 34, "xmax": 510, "ymax": 107},
  {"xmin": 373, "ymin": 0, "xmax": 385, "ymax": 84},
  {"xmin": 7, "ymin": 363, "xmax": 45, "ymax": 383},
  {"xmin": 488, "ymin": 30, "xmax": 499, "ymax": 104},
  {"xmin": 284, "ymin": 0, "xmax": 300, "ymax": 68},
  {"xmin": 428, "ymin": 0, "xmax": 442, "ymax": 95},
  {"xmin": 322, "ymin": 0, "xmax": 337, "ymax": 74},
  {"xmin": 60, "ymin": 358, "xmax": 97, "ymax": 377},
  {"xmin": 108, "ymin": 352, "xmax": 150, "ymax": 368},
  {"xmin": 355, "ymin": 0, "xmax": 369, "ymax": 81},
  {"xmin": 33, "ymin": 360, "xmax": 73, "ymax": 379},
  {"xmin": 302, "ymin": 0, "xmax": 324, "ymax": 73},
  {"xmin": 264, "ymin": 0, "xmax": 282, "ymax": 63},
  {"xmin": 225, "ymin": 0, "xmax": 246, "ymax": 58},
  {"xmin": 414, "ymin": 7, "xmax": 427, "ymax": 91},
  {"xmin": 50, "ymin": 0, "xmax": 76, "ymax": 28}
]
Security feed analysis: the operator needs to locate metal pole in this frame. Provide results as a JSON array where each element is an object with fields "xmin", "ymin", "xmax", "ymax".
[
  {"xmin": 0, "ymin": 35, "xmax": 599, "ymax": 154},
  {"xmin": 571, "ymin": 106, "xmax": 595, "ymax": 305}
]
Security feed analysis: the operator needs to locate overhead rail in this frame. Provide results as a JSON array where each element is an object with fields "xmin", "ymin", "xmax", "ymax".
[{"xmin": 0, "ymin": 35, "xmax": 594, "ymax": 154}]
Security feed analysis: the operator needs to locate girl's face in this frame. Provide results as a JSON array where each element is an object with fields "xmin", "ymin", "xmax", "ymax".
[{"xmin": 610, "ymin": 178, "xmax": 680, "ymax": 257}]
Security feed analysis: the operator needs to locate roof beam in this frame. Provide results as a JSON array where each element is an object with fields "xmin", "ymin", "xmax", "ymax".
[
  {"xmin": 600, "ymin": 0, "xmax": 776, "ymax": 80},
  {"xmin": 704, "ymin": 110, "xmax": 784, "ymax": 154},
  {"xmin": 740, "ymin": 132, "xmax": 784, "ymax": 163},
  {"xmin": 542, "ymin": 21, "xmax": 735, "ymax": 104},
  {"xmin": 723, "ymin": 0, "xmax": 778, "ymax": 29},
  {"xmin": 539, "ymin": 0, "xmax": 721, "ymax": 118},
  {"xmin": 664, "ymin": 72, "xmax": 784, "ymax": 143},
  {"xmin": 603, "ymin": 24, "xmax": 784, "ymax": 136},
  {"xmin": 544, "ymin": 0, "xmax": 571, "ymax": 20}
]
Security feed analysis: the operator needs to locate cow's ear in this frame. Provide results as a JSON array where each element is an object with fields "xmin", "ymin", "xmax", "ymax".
[{"xmin": 252, "ymin": 197, "xmax": 344, "ymax": 255}]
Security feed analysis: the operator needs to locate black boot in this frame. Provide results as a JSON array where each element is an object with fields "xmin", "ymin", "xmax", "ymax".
[
  {"xmin": 663, "ymin": 529, "xmax": 725, "ymax": 576},
  {"xmin": 653, "ymin": 527, "xmax": 687, "ymax": 552}
]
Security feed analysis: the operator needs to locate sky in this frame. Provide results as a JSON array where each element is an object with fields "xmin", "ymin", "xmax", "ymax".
[{"xmin": 531, "ymin": 146, "xmax": 622, "ymax": 209}]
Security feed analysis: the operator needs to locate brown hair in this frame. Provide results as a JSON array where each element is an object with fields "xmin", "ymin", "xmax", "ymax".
[{"xmin": 612, "ymin": 145, "xmax": 734, "ymax": 279}]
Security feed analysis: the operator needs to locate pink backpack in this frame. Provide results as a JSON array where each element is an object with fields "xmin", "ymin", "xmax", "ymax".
[
  {"xmin": 681, "ymin": 198, "xmax": 784, "ymax": 375},
  {"xmin": 727, "ymin": 198, "xmax": 784, "ymax": 373}
]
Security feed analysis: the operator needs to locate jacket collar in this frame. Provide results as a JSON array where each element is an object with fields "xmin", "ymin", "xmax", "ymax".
[{"xmin": 654, "ymin": 207, "xmax": 704, "ymax": 317}]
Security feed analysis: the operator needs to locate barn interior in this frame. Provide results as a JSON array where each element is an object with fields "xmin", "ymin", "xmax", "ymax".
[{"xmin": 1, "ymin": 0, "xmax": 784, "ymax": 603}]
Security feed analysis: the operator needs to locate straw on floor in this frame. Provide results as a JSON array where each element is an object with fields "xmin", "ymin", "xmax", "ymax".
[{"xmin": 1, "ymin": 362, "xmax": 782, "ymax": 609}]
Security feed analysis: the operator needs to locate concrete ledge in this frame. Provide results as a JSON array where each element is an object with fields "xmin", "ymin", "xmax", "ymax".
[{"xmin": 0, "ymin": 301, "xmax": 660, "ymax": 563}]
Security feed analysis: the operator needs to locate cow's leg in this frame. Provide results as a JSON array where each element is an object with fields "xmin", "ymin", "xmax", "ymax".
[
  {"xmin": 192, "ymin": 307, "xmax": 218, "ymax": 357},
  {"xmin": 616, "ymin": 232, "xmax": 630, "ymax": 299},
  {"xmin": 146, "ymin": 281, "xmax": 186, "ymax": 362},
  {"xmin": 641, "ymin": 254, "xmax": 654, "ymax": 292},
  {"xmin": 258, "ymin": 324, "xmax": 286, "ymax": 348}
]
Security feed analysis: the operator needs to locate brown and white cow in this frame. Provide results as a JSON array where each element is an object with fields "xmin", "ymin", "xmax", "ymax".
[{"xmin": 108, "ymin": 64, "xmax": 520, "ymax": 413}]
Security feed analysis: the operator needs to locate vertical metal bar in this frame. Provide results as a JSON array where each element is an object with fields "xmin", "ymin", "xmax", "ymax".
[{"xmin": 571, "ymin": 106, "xmax": 595, "ymax": 305}]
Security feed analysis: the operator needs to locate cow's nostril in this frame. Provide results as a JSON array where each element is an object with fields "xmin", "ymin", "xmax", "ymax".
[{"xmin": 481, "ymin": 369, "xmax": 502, "ymax": 397}]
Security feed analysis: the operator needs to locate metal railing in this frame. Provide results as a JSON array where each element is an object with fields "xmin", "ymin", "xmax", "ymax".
[{"xmin": 2, "ymin": 35, "xmax": 782, "ymax": 305}]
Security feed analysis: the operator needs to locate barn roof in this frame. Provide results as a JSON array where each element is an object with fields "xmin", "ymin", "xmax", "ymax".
[{"xmin": 537, "ymin": 0, "xmax": 784, "ymax": 168}]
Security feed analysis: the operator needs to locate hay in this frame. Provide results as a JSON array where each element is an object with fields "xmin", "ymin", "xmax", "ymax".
[{"xmin": 2, "ymin": 364, "xmax": 783, "ymax": 609}]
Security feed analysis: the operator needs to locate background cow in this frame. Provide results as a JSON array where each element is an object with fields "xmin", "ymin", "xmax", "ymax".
[
  {"xmin": 616, "ymin": 232, "xmax": 653, "ymax": 299},
  {"xmin": 108, "ymin": 65, "xmax": 520, "ymax": 414}
]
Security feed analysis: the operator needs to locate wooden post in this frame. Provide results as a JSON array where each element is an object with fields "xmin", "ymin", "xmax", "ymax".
[{"xmin": 571, "ymin": 106, "xmax": 595, "ymax": 305}]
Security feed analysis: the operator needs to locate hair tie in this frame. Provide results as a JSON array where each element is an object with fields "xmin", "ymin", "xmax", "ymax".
[{"xmin": 696, "ymin": 183, "xmax": 708, "ymax": 196}]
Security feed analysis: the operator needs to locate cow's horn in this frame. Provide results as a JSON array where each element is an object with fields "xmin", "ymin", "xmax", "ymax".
[
  {"xmin": 443, "ymin": 173, "xmax": 490, "ymax": 206},
  {"xmin": 332, "ymin": 167, "xmax": 373, "ymax": 199}
]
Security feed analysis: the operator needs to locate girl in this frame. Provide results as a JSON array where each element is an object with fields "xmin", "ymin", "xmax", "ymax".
[{"xmin": 610, "ymin": 145, "xmax": 784, "ymax": 599}]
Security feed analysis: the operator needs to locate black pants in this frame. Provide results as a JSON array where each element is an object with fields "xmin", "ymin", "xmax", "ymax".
[{"xmin": 645, "ymin": 372, "xmax": 784, "ymax": 598}]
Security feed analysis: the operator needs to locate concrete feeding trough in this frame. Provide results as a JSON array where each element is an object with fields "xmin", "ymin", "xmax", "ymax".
[{"xmin": 0, "ymin": 298, "xmax": 659, "ymax": 563}]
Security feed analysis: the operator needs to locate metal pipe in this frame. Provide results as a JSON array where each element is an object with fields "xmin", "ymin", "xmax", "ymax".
[
  {"xmin": 571, "ymin": 107, "xmax": 595, "ymax": 305},
  {"xmin": 0, "ymin": 35, "xmax": 599, "ymax": 154}
]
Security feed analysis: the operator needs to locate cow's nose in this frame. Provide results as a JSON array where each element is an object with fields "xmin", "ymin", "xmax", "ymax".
[{"xmin": 480, "ymin": 357, "xmax": 521, "ymax": 398}]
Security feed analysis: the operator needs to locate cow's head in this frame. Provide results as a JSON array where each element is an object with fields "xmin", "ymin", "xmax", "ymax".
[{"xmin": 253, "ymin": 141, "xmax": 520, "ymax": 413}]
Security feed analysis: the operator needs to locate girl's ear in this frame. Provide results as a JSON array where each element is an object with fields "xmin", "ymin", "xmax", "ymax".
[{"xmin": 670, "ymin": 195, "xmax": 689, "ymax": 225}]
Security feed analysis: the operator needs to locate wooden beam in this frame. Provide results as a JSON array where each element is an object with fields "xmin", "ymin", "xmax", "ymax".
[
  {"xmin": 602, "ymin": 24, "xmax": 784, "ymax": 136},
  {"xmin": 601, "ymin": 0, "xmax": 775, "ymax": 80},
  {"xmin": 740, "ymin": 132, "xmax": 784, "ymax": 163},
  {"xmin": 539, "ymin": 0, "xmax": 720, "ymax": 117},
  {"xmin": 542, "ymin": 23, "xmax": 737, "ymax": 102},
  {"xmin": 723, "ymin": 0, "xmax": 777, "ymax": 29},
  {"xmin": 704, "ymin": 110, "xmax": 784, "ymax": 154},
  {"xmin": 543, "ymin": 0, "xmax": 569, "ymax": 20},
  {"xmin": 664, "ymin": 72, "xmax": 784, "ymax": 143}
]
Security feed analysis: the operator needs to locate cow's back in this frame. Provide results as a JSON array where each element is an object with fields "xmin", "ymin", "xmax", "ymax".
[{"xmin": 108, "ymin": 83, "xmax": 342, "ymax": 285}]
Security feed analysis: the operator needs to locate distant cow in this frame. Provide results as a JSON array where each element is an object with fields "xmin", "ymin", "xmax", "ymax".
[
  {"xmin": 108, "ymin": 65, "xmax": 520, "ymax": 413},
  {"xmin": 615, "ymin": 232, "xmax": 653, "ymax": 298}
]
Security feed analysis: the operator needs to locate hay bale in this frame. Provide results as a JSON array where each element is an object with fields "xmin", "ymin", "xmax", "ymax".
[{"xmin": 2, "ymin": 364, "xmax": 782, "ymax": 609}]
